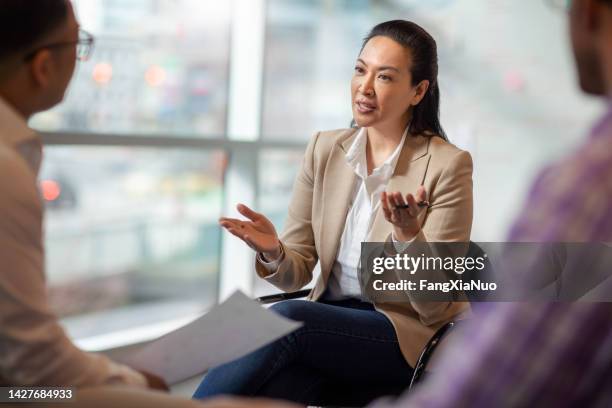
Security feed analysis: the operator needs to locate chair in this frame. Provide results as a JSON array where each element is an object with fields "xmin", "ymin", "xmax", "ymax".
[
  {"xmin": 407, "ymin": 241, "xmax": 493, "ymax": 390},
  {"xmin": 255, "ymin": 241, "xmax": 493, "ymax": 405}
]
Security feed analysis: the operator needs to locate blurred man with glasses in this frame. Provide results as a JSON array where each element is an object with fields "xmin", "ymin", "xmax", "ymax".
[{"xmin": 0, "ymin": 0, "xmax": 155, "ymax": 390}]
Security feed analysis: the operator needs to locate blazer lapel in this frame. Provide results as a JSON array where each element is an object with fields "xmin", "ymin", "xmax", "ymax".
[
  {"xmin": 369, "ymin": 135, "xmax": 432, "ymax": 241},
  {"xmin": 318, "ymin": 131, "xmax": 359, "ymax": 279}
]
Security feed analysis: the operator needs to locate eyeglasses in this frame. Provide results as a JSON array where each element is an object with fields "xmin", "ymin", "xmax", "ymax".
[
  {"xmin": 24, "ymin": 29, "xmax": 95, "ymax": 62},
  {"xmin": 546, "ymin": 0, "xmax": 572, "ymax": 11}
]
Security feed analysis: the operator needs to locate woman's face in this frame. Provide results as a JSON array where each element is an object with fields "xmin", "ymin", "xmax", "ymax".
[{"xmin": 351, "ymin": 35, "xmax": 427, "ymax": 130}]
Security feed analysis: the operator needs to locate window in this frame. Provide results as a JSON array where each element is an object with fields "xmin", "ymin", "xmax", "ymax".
[
  {"xmin": 33, "ymin": 0, "xmax": 231, "ymax": 137},
  {"xmin": 262, "ymin": 0, "xmax": 404, "ymax": 140},
  {"xmin": 42, "ymin": 147, "xmax": 224, "ymax": 338},
  {"xmin": 32, "ymin": 0, "xmax": 233, "ymax": 345}
]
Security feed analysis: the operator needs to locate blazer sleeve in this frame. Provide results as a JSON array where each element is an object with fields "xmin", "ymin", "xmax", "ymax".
[
  {"xmin": 390, "ymin": 149, "xmax": 473, "ymax": 326},
  {"xmin": 254, "ymin": 133, "xmax": 321, "ymax": 292}
]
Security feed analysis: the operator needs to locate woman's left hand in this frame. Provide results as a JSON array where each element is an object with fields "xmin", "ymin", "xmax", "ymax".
[{"xmin": 381, "ymin": 185, "xmax": 429, "ymax": 241}]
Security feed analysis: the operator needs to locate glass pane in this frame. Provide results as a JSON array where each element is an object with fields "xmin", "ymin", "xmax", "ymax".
[
  {"xmin": 262, "ymin": 0, "xmax": 399, "ymax": 140},
  {"xmin": 41, "ymin": 147, "xmax": 225, "ymax": 338},
  {"xmin": 32, "ymin": 0, "xmax": 231, "ymax": 137}
]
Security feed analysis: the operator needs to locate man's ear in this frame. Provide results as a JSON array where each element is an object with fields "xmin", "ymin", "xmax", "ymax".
[
  {"xmin": 412, "ymin": 79, "xmax": 430, "ymax": 106},
  {"xmin": 28, "ymin": 50, "xmax": 53, "ymax": 89}
]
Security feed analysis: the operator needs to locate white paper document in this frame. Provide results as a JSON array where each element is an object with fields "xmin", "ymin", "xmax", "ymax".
[{"xmin": 115, "ymin": 291, "xmax": 302, "ymax": 385}]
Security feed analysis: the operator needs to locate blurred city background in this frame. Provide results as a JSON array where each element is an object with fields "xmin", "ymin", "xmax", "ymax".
[{"xmin": 32, "ymin": 0, "xmax": 604, "ymax": 349}]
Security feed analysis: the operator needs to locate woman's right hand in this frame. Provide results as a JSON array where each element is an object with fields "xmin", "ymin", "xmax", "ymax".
[{"xmin": 219, "ymin": 204, "xmax": 282, "ymax": 261}]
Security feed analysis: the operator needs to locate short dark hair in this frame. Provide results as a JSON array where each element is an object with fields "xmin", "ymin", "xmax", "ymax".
[
  {"xmin": 0, "ymin": 0, "xmax": 69, "ymax": 61},
  {"xmin": 361, "ymin": 20, "xmax": 447, "ymax": 141}
]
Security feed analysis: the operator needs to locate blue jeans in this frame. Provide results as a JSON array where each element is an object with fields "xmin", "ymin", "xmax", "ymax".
[{"xmin": 192, "ymin": 298, "xmax": 413, "ymax": 406}]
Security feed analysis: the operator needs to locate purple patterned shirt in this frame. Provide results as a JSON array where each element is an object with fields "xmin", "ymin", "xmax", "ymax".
[{"xmin": 372, "ymin": 102, "xmax": 612, "ymax": 408}]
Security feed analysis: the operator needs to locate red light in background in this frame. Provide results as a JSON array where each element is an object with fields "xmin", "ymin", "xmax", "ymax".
[
  {"xmin": 503, "ymin": 70, "xmax": 526, "ymax": 93},
  {"xmin": 145, "ymin": 65, "xmax": 167, "ymax": 87},
  {"xmin": 92, "ymin": 62, "xmax": 113, "ymax": 85},
  {"xmin": 41, "ymin": 180, "xmax": 61, "ymax": 201}
]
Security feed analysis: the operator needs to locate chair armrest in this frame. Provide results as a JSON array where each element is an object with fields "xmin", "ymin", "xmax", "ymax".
[
  {"xmin": 256, "ymin": 289, "xmax": 312, "ymax": 304},
  {"xmin": 408, "ymin": 321, "xmax": 457, "ymax": 390}
]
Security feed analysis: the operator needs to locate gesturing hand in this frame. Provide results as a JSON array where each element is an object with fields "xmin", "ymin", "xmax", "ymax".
[
  {"xmin": 381, "ymin": 185, "xmax": 429, "ymax": 241},
  {"xmin": 219, "ymin": 204, "xmax": 282, "ymax": 261}
]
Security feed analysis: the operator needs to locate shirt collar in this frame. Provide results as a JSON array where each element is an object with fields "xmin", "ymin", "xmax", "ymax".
[{"xmin": 345, "ymin": 125, "xmax": 409, "ymax": 179}]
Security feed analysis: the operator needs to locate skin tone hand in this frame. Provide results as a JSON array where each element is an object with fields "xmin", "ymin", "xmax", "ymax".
[
  {"xmin": 139, "ymin": 370, "xmax": 169, "ymax": 392},
  {"xmin": 219, "ymin": 204, "xmax": 282, "ymax": 261},
  {"xmin": 381, "ymin": 185, "xmax": 429, "ymax": 241}
]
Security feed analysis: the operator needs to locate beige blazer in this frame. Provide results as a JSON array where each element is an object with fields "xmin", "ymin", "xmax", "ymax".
[{"xmin": 256, "ymin": 127, "xmax": 473, "ymax": 366}]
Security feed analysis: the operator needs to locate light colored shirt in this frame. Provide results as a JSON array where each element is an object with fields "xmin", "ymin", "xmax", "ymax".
[
  {"xmin": 260, "ymin": 126, "xmax": 411, "ymax": 299},
  {"xmin": 0, "ymin": 96, "xmax": 147, "ymax": 388},
  {"xmin": 372, "ymin": 102, "xmax": 612, "ymax": 407}
]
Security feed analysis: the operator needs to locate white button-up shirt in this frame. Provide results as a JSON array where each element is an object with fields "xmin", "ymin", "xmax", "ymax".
[
  {"xmin": 260, "ymin": 126, "xmax": 409, "ymax": 300},
  {"xmin": 326, "ymin": 126, "xmax": 408, "ymax": 299}
]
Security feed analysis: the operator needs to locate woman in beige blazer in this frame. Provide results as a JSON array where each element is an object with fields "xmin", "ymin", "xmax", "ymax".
[{"xmin": 194, "ymin": 20, "xmax": 472, "ymax": 406}]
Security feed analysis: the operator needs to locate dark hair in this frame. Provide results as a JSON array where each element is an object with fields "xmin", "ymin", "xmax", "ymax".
[
  {"xmin": 0, "ymin": 0, "xmax": 69, "ymax": 62},
  {"xmin": 360, "ymin": 20, "xmax": 447, "ymax": 141}
]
